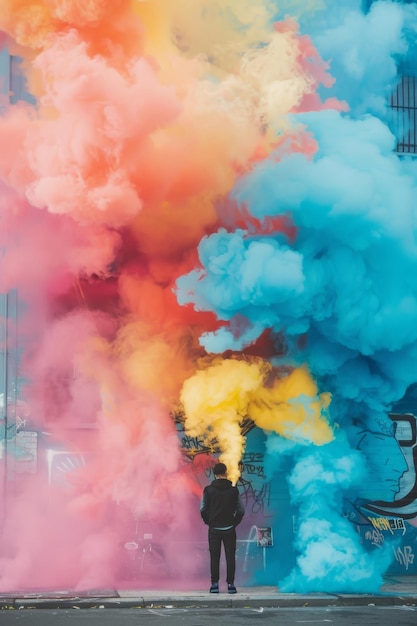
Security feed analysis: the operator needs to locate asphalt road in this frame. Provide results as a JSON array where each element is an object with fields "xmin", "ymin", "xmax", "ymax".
[{"xmin": 1, "ymin": 606, "xmax": 417, "ymax": 625}]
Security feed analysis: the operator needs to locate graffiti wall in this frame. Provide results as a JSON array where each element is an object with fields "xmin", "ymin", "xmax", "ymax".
[
  {"xmin": 342, "ymin": 386, "xmax": 417, "ymax": 575},
  {"xmin": 2, "ymin": 377, "xmax": 417, "ymax": 586},
  {"xmin": 175, "ymin": 378, "xmax": 417, "ymax": 582}
]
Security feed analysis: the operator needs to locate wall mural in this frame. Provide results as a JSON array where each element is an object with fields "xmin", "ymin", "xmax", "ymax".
[{"xmin": 343, "ymin": 387, "xmax": 417, "ymax": 575}]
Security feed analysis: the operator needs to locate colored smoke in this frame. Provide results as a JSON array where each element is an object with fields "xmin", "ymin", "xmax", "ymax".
[{"xmin": 0, "ymin": 0, "xmax": 415, "ymax": 594}]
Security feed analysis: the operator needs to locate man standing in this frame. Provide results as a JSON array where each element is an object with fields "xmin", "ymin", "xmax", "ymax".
[{"xmin": 200, "ymin": 462, "xmax": 245, "ymax": 594}]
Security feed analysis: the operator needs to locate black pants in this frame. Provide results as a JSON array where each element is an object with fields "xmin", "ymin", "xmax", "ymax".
[{"xmin": 208, "ymin": 527, "xmax": 236, "ymax": 584}]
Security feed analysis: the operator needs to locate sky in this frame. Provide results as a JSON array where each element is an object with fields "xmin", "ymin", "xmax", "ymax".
[{"xmin": 0, "ymin": 0, "xmax": 416, "ymax": 593}]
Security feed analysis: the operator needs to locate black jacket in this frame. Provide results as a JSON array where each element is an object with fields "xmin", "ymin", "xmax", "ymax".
[{"xmin": 200, "ymin": 478, "xmax": 245, "ymax": 528}]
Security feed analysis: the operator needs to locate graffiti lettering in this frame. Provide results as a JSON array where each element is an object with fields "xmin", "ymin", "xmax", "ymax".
[
  {"xmin": 365, "ymin": 528, "xmax": 384, "ymax": 547},
  {"xmin": 179, "ymin": 432, "xmax": 218, "ymax": 459},
  {"xmin": 389, "ymin": 518, "xmax": 405, "ymax": 533},
  {"xmin": 240, "ymin": 463, "xmax": 266, "ymax": 479},
  {"xmin": 238, "ymin": 478, "xmax": 271, "ymax": 515},
  {"xmin": 394, "ymin": 545, "xmax": 415, "ymax": 571},
  {"xmin": 181, "ymin": 435, "xmax": 206, "ymax": 451},
  {"xmin": 369, "ymin": 517, "xmax": 393, "ymax": 533},
  {"xmin": 242, "ymin": 452, "xmax": 264, "ymax": 464},
  {"xmin": 368, "ymin": 516, "xmax": 406, "ymax": 535}
]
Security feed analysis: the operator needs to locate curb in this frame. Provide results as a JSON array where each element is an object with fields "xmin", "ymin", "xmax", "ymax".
[{"xmin": 1, "ymin": 594, "xmax": 417, "ymax": 610}]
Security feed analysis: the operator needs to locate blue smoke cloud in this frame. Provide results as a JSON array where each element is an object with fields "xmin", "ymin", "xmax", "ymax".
[
  {"xmin": 279, "ymin": 434, "xmax": 394, "ymax": 593},
  {"xmin": 177, "ymin": 108, "xmax": 417, "ymax": 411},
  {"xmin": 279, "ymin": 0, "xmax": 417, "ymax": 113},
  {"xmin": 311, "ymin": 1, "xmax": 414, "ymax": 117},
  {"xmin": 176, "ymin": 0, "xmax": 417, "ymax": 592}
]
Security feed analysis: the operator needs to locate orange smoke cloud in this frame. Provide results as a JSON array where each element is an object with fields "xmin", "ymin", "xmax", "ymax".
[{"xmin": 0, "ymin": 0, "xmax": 144, "ymax": 59}]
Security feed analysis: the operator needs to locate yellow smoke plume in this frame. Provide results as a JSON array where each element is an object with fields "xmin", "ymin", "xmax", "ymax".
[
  {"xmin": 248, "ymin": 366, "xmax": 333, "ymax": 446},
  {"xmin": 180, "ymin": 358, "xmax": 333, "ymax": 484}
]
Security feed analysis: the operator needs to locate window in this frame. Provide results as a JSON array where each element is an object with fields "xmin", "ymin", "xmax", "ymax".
[{"xmin": 390, "ymin": 74, "xmax": 417, "ymax": 154}]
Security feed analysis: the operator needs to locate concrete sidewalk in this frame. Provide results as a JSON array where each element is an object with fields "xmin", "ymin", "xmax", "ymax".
[{"xmin": 0, "ymin": 576, "xmax": 416, "ymax": 610}]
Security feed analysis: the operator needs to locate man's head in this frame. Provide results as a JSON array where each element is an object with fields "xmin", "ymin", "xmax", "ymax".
[{"xmin": 213, "ymin": 462, "xmax": 227, "ymax": 477}]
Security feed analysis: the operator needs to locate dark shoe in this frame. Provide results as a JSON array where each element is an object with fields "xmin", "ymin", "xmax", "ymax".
[
  {"xmin": 209, "ymin": 583, "xmax": 219, "ymax": 593},
  {"xmin": 227, "ymin": 583, "xmax": 237, "ymax": 594}
]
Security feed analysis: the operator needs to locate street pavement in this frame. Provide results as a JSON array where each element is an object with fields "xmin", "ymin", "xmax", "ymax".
[
  {"xmin": 0, "ymin": 575, "xmax": 416, "ymax": 610},
  {"xmin": 1, "ymin": 607, "xmax": 417, "ymax": 626}
]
